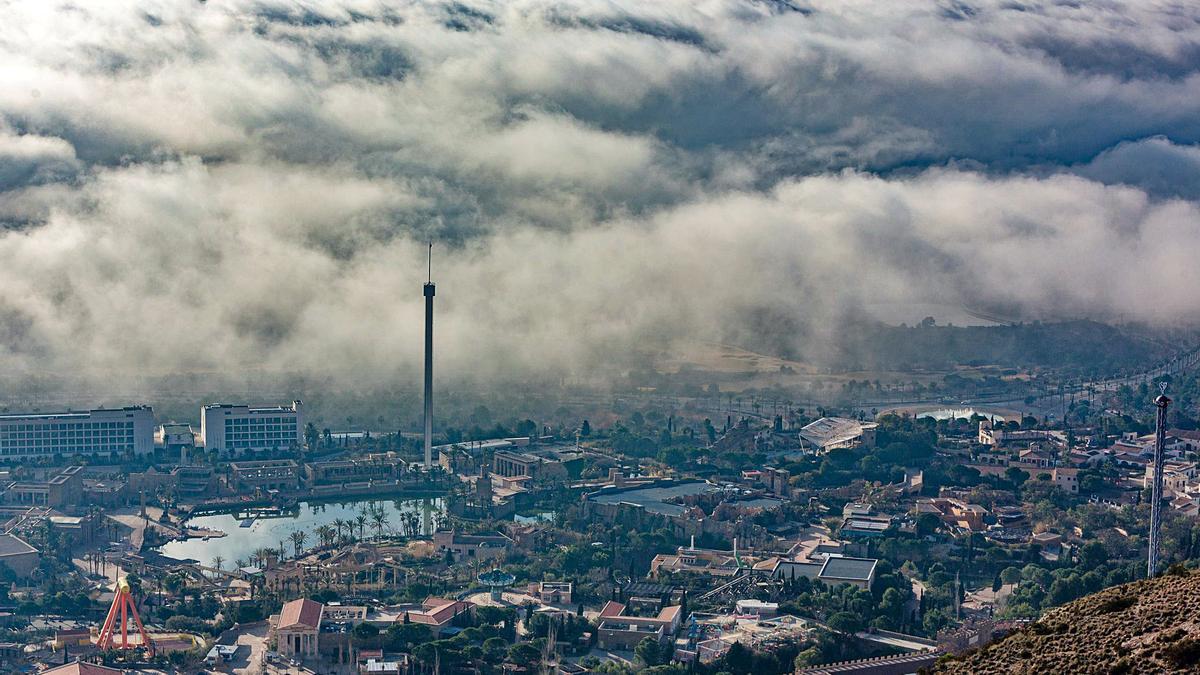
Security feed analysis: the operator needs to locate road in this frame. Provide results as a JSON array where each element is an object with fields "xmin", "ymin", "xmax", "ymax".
[{"xmin": 854, "ymin": 630, "xmax": 937, "ymax": 652}]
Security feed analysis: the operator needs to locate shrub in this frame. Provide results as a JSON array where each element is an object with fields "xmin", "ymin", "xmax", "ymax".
[
  {"xmin": 1163, "ymin": 638, "xmax": 1200, "ymax": 667},
  {"xmin": 1096, "ymin": 596, "xmax": 1137, "ymax": 614},
  {"xmin": 1107, "ymin": 657, "xmax": 1133, "ymax": 674},
  {"xmin": 165, "ymin": 615, "xmax": 209, "ymax": 634}
]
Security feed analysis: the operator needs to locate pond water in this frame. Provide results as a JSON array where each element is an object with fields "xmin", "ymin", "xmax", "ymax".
[
  {"xmin": 916, "ymin": 408, "xmax": 1005, "ymax": 422},
  {"xmin": 514, "ymin": 511, "xmax": 556, "ymax": 525},
  {"xmin": 158, "ymin": 497, "xmax": 445, "ymax": 566}
]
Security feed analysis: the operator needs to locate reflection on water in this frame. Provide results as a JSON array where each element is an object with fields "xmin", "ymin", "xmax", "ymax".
[
  {"xmin": 159, "ymin": 497, "xmax": 445, "ymax": 565},
  {"xmin": 514, "ymin": 511, "xmax": 556, "ymax": 525},
  {"xmin": 916, "ymin": 408, "xmax": 1005, "ymax": 421}
]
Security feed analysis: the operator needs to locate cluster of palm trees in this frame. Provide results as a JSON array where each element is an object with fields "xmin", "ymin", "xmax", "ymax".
[
  {"xmin": 319, "ymin": 504, "xmax": 438, "ymax": 544},
  {"xmin": 206, "ymin": 502, "xmax": 451, "ymax": 576},
  {"xmin": 205, "ymin": 503, "xmax": 442, "ymax": 574}
]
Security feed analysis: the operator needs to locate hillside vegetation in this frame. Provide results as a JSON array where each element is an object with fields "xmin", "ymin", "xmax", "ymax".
[
  {"xmin": 832, "ymin": 320, "xmax": 1183, "ymax": 375},
  {"xmin": 936, "ymin": 568, "xmax": 1200, "ymax": 674}
]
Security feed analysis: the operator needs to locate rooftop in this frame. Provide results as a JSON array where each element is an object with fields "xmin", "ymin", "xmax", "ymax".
[
  {"xmin": 203, "ymin": 401, "xmax": 300, "ymax": 413},
  {"xmin": 597, "ymin": 600, "xmax": 681, "ymax": 625},
  {"xmin": 799, "ymin": 417, "xmax": 877, "ymax": 449},
  {"xmin": 587, "ymin": 480, "xmax": 718, "ymax": 517},
  {"xmin": 279, "ymin": 598, "xmax": 323, "ymax": 629},
  {"xmin": 843, "ymin": 518, "xmax": 890, "ymax": 533},
  {"xmin": 230, "ymin": 459, "xmax": 299, "ymax": 469},
  {"xmin": 0, "ymin": 533, "xmax": 37, "ymax": 557},
  {"xmin": 820, "ymin": 556, "xmax": 877, "ymax": 582},
  {"xmin": 0, "ymin": 406, "xmax": 151, "ymax": 420},
  {"xmin": 404, "ymin": 598, "xmax": 472, "ymax": 626},
  {"xmin": 43, "ymin": 663, "xmax": 124, "ymax": 675}
]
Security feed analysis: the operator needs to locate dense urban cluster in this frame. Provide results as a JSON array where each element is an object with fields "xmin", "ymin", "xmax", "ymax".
[{"xmin": 0, "ymin": 346, "xmax": 1197, "ymax": 675}]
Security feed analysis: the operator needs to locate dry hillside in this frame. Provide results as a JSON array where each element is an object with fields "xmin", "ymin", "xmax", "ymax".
[{"xmin": 936, "ymin": 568, "xmax": 1200, "ymax": 674}]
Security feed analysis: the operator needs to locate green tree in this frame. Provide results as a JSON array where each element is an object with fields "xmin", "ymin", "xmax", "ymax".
[
  {"xmin": 1079, "ymin": 541, "xmax": 1109, "ymax": 568},
  {"xmin": 1022, "ymin": 564, "xmax": 1052, "ymax": 588},
  {"xmin": 657, "ymin": 446, "xmax": 687, "ymax": 467},
  {"xmin": 1048, "ymin": 576, "xmax": 1084, "ymax": 606},
  {"xmin": 1004, "ymin": 466, "xmax": 1030, "ymax": 486},
  {"xmin": 915, "ymin": 513, "xmax": 941, "ymax": 537},
  {"xmin": 482, "ymin": 637, "xmax": 509, "ymax": 661},
  {"xmin": 643, "ymin": 666, "xmax": 686, "ymax": 675},
  {"xmin": 507, "ymin": 643, "xmax": 541, "ymax": 668},
  {"xmin": 353, "ymin": 622, "xmax": 380, "ymax": 645},
  {"xmin": 289, "ymin": 530, "xmax": 307, "ymax": 557},
  {"xmin": 922, "ymin": 608, "xmax": 950, "ymax": 635},
  {"xmin": 475, "ymin": 605, "xmax": 514, "ymax": 627},
  {"xmin": 1000, "ymin": 566, "xmax": 1022, "ymax": 586},
  {"xmin": 722, "ymin": 641, "xmax": 754, "ymax": 674},
  {"xmin": 879, "ymin": 587, "xmax": 907, "ymax": 624},
  {"xmin": 827, "ymin": 611, "xmax": 863, "ymax": 635},
  {"xmin": 635, "ymin": 636, "xmax": 666, "ymax": 667},
  {"xmin": 794, "ymin": 647, "xmax": 823, "ymax": 669}
]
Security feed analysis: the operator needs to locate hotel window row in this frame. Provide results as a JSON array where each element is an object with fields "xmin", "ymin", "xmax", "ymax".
[{"xmin": 0, "ymin": 408, "xmax": 154, "ymax": 459}]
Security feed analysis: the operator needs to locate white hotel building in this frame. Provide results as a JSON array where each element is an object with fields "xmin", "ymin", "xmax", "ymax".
[
  {"xmin": 0, "ymin": 406, "xmax": 155, "ymax": 460},
  {"xmin": 200, "ymin": 401, "xmax": 303, "ymax": 455}
]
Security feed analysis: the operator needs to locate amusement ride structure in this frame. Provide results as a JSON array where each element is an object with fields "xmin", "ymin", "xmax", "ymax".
[
  {"xmin": 96, "ymin": 576, "xmax": 154, "ymax": 656},
  {"xmin": 478, "ymin": 567, "xmax": 516, "ymax": 601}
]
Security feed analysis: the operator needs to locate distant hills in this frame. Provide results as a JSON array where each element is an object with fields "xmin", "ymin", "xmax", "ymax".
[
  {"xmin": 726, "ymin": 316, "xmax": 1190, "ymax": 375},
  {"xmin": 831, "ymin": 319, "xmax": 1182, "ymax": 374}
]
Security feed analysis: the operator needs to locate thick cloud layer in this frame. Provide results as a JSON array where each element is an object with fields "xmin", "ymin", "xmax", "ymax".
[{"xmin": 1, "ymin": 0, "xmax": 1199, "ymax": 384}]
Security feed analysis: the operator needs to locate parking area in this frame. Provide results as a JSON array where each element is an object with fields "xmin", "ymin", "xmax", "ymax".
[{"xmin": 221, "ymin": 622, "xmax": 267, "ymax": 675}]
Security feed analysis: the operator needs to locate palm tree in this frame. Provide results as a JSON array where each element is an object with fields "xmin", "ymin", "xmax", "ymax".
[
  {"xmin": 355, "ymin": 513, "xmax": 368, "ymax": 541},
  {"xmin": 254, "ymin": 547, "xmax": 276, "ymax": 570},
  {"xmin": 289, "ymin": 530, "xmax": 307, "ymax": 558},
  {"xmin": 315, "ymin": 524, "xmax": 335, "ymax": 549},
  {"xmin": 370, "ymin": 507, "xmax": 389, "ymax": 540},
  {"xmin": 334, "ymin": 518, "xmax": 348, "ymax": 543},
  {"xmin": 211, "ymin": 555, "xmax": 224, "ymax": 573}
]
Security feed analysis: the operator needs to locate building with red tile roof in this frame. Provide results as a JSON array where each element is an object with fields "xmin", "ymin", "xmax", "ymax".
[
  {"xmin": 42, "ymin": 662, "xmax": 123, "ymax": 675},
  {"xmin": 596, "ymin": 600, "xmax": 683, "ymax": 651},
  {"xmin": 273, "ymin": 598, "xmax": 324, "ymax": 660},
  {"xmin": 402, "ymin": 597, "xmax": 473, "ymax": 634}
]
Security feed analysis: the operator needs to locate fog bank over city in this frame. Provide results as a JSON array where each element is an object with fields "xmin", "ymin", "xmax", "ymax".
[{"xmin": 2, "ymin": 0, "xmax": 1200, "ymax": 386}]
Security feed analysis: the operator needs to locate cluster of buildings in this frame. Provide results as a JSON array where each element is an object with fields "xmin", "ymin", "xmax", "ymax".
[
  {"xmin": 0, "ymin": 401, "xmax": 305, "ymax": 461},
  {"xmin": 269, "ymin": 596, "xmax": 473, "ymax": 665},
  {"xmin": 974, "ymin": 420, "xmax": 1200, "ymax": 518},
  {"xmin": 748, "ymin": 416, "xmax": 879, "ymax": 461},
  {"xmin": 582, "ymin": 477, "xmax": 786, "ymax": 542},
  {"xmin": 678, "ymin": 613, "xmax": 813, "ymax": 665},
  {"xmin": 797, "ymin": 417, "xmax": 879, "ymax": 452},
  {"xmin": 440, "ymin": 437, "xmax": 586, "ymax": 519},
  {"xmin": 1145, "ymin": 459, "xmax": 1200, "ymax": 516},
  {"xmin": 0, "ymin": 450, "xmax": 423, "ymax": 513},
  {"xmin": 596, "ymin": 598, "xmax": 683, "ymax": 651}
]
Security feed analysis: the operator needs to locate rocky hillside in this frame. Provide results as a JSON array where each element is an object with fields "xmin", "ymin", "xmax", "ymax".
[{"xmin": 936, "ymin": 568, "xmax": 1200, "ymax": 674}]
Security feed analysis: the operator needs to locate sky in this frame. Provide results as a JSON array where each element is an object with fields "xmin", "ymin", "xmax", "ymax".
[{"xmin": 1, "ymin": 0, "xmax": 1199, "ymax": 385}]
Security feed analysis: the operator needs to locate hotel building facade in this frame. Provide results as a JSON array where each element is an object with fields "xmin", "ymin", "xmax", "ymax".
[
  {"xmin": 200, "ymin": 401, "xmax": 303, "ymax": 454},
  {"xmin": 0, "ymin": 407, "xmax": 155, "ymax": 460}
]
